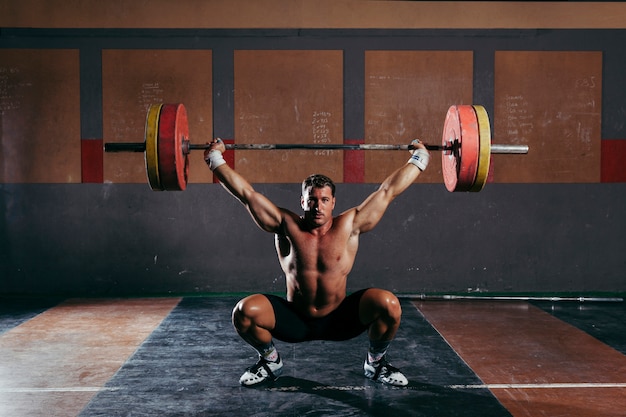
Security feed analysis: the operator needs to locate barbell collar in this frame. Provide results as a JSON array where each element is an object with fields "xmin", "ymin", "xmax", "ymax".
[{"xmin": 490, "ymin": 144, "xmax": 529, "ymax": 154}]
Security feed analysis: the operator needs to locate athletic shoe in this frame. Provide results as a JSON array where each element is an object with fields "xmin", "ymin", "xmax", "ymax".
[
  {"xmin": 363, "ymin": 356, "xmax": 408, "ymax": 386},
  {"xmin": 239, "ymin": 356, "xmax": 283, "ymax": 386}
]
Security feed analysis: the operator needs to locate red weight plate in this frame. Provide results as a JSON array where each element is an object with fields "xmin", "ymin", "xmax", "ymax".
[
  {"xmin": 157, "ymin": 103, "xmax": 189, "ymax": 191},
  {"xmin": 441, "ymin": 105, "xmax": 480, "ymax": 192},
  {"xmin": 441, "ymin": 106, "xmax": 460, "ymax": 192},
  {"xmin": 456, "ymin": 105, "xmax": 480, "ymax": 191}
]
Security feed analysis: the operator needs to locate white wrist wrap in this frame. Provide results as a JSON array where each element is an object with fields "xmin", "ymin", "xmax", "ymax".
[
  {"xmin": 408, "ymin": 148, "xmax": 430, "ymax": 171},
  {"xmin": 206, "ymin": 150, "xmax": 226, "ymax": 171}
]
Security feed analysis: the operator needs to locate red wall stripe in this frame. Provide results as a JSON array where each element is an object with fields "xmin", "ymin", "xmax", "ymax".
[
  {"xmin": 213, "ymin": 138, "xmax": 235, "ymax": 183},
  {"xmin": 601, "ymin": 139, "xmax": 626, "ymax": 183},
  {"xmin": 81, "ymin": 139, "xmax": 103, "ymax": 183},
  {"xmin": 343, "ymin": 139, "xmax": 365, "ymax": 183}
]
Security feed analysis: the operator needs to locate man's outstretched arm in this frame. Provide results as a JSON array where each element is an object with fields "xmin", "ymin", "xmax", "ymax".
[
  {"xmin": 205, "ymin": 139, "xmax": 283, "ymax": 233},
  {"xmin": 351, "ymin": 140, "xmax": 430, "ymax": 234}
]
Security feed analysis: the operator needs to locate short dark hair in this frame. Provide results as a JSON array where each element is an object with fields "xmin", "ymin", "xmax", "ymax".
[{"xmin": 302, "ymin": 174, "xmax": 336, "ymax": 197}]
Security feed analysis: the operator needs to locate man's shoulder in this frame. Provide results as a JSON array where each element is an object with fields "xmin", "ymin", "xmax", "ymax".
[
  {"xmin": 279, "ymin": 208, "xmax": 301, "ymax": 222},
  {"xmin": 330, "ymin": 210, "xmax": 359, "ymax": 234},
  {"xmin": 335, "ymin": 207, "xmax": 358, "ymax": 222},
  {"xmin": 276, "ymin": 208, "xmax": 303, "ymax": 232}
]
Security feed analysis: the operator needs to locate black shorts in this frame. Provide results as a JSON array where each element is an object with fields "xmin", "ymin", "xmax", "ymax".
[{"xmin": 264, "ymin": 289, "xmax": 369, "ymax": 343}]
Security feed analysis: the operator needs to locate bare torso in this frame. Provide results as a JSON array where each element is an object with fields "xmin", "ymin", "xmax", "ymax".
[
  {"xmin": 207, "ymin": 138, "xmax": 426, "ymax": 323},
  {"xmin": 275, "ymin": 210, "xmax": 359, "ymax": 318}
]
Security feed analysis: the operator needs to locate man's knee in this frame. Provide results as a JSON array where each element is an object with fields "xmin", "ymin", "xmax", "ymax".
[
  {"xmin": 380, "ymin": 290, "xmax": 402, "ymax": 321},
  {"xmin": 232, "ymin": 294, "xmax": 273, "ymax": 331},
  {"xmin": 361, "ymin": 288, "xmax": 402, "ymax": 322}
]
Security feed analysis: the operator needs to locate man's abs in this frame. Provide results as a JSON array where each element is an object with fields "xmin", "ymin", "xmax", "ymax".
[{"xmin": 286, "ymin": 275, "xmax": 347, "ymax": 318}]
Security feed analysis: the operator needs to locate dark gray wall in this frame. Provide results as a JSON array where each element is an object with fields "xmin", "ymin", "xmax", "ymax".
[{"xmin": 2, "ymin": 183, "xmax": 624, "ymax": 296}]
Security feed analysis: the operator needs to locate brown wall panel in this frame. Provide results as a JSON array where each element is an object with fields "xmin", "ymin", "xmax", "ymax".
[
  {"xmin": 102, "ymin": 49, "xmax": 212, "ymax": 185},
  {"xmin": 364, "ymin": 51, "xmax": 473, "ymax": 184},
  {"xmin": 494, "ymin": 51, "xmax": 602, "ymax": 183},
  {"xmin": 234, "ymin": 50, "xmax": 343, "ymax": 183},
  {"xmin": 0, "ymin": 49, "xmax": 80, "ymax": 183}
]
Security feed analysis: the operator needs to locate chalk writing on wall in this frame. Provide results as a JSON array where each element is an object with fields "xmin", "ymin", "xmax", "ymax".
[
  {"xmin": 0, "ymin": 67, "xmax": 32, "ymax": 115},
  {"xmin": 138, "ymin": 82, "xmax": 164, "ymax": 110},
  {"xmin": 503, "ymin": 94, "xmax": 533, "ymax": 144},
  {"xmin": 108, "ymin": 82, "xmax": 165, "ymax": 142},
  {"xmin": 312, "ymin": 110, "xmax": 333, "ymax": 156},
  {"xmin": 494, "ymin": 51, "xmax": 602, "ymax": 183}
]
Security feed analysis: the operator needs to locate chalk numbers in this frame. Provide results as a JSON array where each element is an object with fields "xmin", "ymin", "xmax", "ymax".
[
  {"xmin": 504, "ymin": 95, "xmax": 533, "ymax": 143},
  {"xmin": 139, "ymin": 82, "xmax": 163, "ymax": 109},
  {"xmin": 0, "ymin": 67, "xmax": 30, "ymax": 115},
  {"xmin": 312, "ymin": 111, "xmax": 333, "ymax": 156},
  {"xmin": 575, "ymin": 76, "xmax": 596, "ymax": 89}
]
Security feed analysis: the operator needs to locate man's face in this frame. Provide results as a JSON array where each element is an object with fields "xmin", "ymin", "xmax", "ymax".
[{"xmin": 301, "ymin": 185, "xmax": 336, "ymax": 226}]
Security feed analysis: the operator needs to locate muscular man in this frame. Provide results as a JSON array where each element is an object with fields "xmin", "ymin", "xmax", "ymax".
[{"xmin": 204, "ymin": 139, "xmax": 429, "ymax": 387}]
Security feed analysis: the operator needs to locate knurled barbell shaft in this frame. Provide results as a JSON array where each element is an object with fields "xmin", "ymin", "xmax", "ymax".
[{"xmin": 104, "ymin": 141, "xmax": 529, "ymax": 154}]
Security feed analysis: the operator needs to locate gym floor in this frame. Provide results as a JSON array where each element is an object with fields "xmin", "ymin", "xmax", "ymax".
[{"xmin": 1, "ymin": 296, "xmax": 625, "ymax": 416}]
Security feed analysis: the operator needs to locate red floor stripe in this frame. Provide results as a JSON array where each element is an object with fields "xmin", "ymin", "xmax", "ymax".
[{"xmin": 414, "ymin": 301, "xmax": 626, "ymax": 417}]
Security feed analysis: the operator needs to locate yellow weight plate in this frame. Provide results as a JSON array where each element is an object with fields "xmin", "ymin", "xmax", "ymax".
[
  {"xmin": 145, "ymin": 104, "xmax": 164, "ymax": 191},
  {"xmin": 469, "ymin": 105, "xmax": 491, "ymax": 192}
]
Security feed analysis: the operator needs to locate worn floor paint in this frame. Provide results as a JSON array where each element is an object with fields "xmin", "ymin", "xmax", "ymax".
[
  {"xmin": 415, "ymin": 301, "xmax": 626, "ymax": 417},
  {"xmin": 0, "ymin": 298, "xmax": 181, "ymax": 417}
]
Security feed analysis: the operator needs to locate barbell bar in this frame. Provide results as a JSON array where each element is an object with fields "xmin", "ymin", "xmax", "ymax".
[
  {"xmin": 401, "ymin": 294, "xmax": 624, "ymax": 302},
  {"xmin": 104, "ymin": 141, "xmax": 528, "ymax": 154},
  {"xmin": 104, "ymin": 103, "xmax": 529, "ymax": 192}
]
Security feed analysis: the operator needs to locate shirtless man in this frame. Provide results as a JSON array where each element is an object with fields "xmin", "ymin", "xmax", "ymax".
[{"xmin": 204, "ymin": 138, "xmax": 429, "ymax": 387}]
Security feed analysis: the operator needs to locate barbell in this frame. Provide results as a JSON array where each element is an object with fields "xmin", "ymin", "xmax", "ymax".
[{"xmin": 104, "ymin": 103, "xmax": 529, "ymax": 192}]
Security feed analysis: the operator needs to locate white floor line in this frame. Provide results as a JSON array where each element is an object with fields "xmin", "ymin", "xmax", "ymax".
[
  {"xmin": 265, "ymin": 382, "xmax": 626, "ymax": 392},
  {"xmin": 0, "ymin": 387, "xmax": 120, "ymax": 393},
  {"xmin": 448, "ymin": 382, "xmax": 626, "ymax": 389}
]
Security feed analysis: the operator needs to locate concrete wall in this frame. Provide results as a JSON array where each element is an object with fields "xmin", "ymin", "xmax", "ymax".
[{"xmin": 2, "ymin": 183, "xmax": 625, "ymax": 296}]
